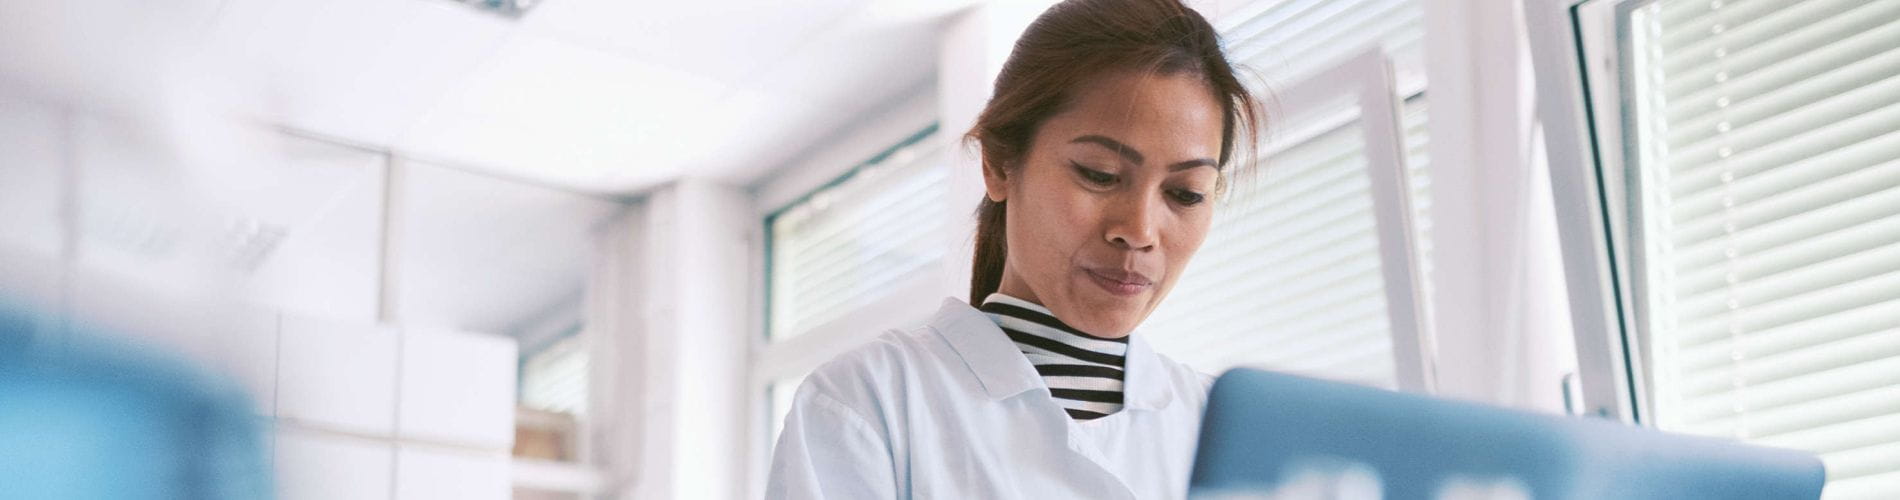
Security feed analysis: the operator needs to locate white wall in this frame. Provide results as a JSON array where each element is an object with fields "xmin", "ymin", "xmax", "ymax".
[
  {"xmin": 51, "ymin": 270, "xmax": 521, "ymax": 500},
  {"xmin": 273, "ymin": 315, "xmax": 518, "ymax": 500},
  {"xmin": 0, "ymin": 101, "xmax": 539, "ymax": 500},
  {"xmin": 1420, "ymin": 0, "xmax": 1578, "ymax": 412}
]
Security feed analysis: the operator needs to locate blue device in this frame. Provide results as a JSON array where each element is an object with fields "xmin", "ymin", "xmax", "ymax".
[{"xmin": 1190, "ymin": 368, "xmax": 1826, "ymax": 499}]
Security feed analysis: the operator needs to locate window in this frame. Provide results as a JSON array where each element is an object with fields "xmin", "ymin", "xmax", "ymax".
[
  {"xmin": 1628, "ymin": 0, "xmax": 1900, "ymax": 495},
  {"xmin": 1139, "ymin": 0, "xmax": 1434, "ymax": 391},
  {"xmin": 519, "ymin": 330, "xmax": 588, "ymax": 416},
  {"xmin": 1536, "ymin": 0, "xmax": 1900, "ymax": 496},
  {"xmin": 755, "ymin": 125, "xmax": 949, "ymax": 463},
  {"xmin": 765, "ymin": 126, "xmax": 947, "ymax": 341},
  {"xmin": 1221, "ymin": 0, "xmax": 1428, "ymax": 93}
]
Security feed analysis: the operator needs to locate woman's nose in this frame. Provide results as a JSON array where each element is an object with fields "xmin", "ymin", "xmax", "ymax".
[{"xmin": 1104, "ymin": 193, "xmax": 1162, "ymax": 250}]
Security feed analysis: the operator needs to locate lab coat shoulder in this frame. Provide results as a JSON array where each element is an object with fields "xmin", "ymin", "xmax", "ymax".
[
  {"xmin": 791, "ymin": 324, "xmax": 951, "ymax": 428},
  {"xmin": 767, "ymin": 325, "xmax": 949, "ymax": 499}
]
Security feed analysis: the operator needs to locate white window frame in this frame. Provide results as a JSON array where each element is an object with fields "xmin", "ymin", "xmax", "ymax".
[
  {"xmin": 1259, "ymin": 47, "xmax": 1438, "ymax": 393},
  {"xmin": 1526, "ymin": 0, "xmax": 1652, "ymax": 423},
  {"xmin": 744, "ymin": 111, "xmax": 943, "ymax": 498},
  {"xmin": 1532, "ymin": 0, "xmax": 1900, "ymax": 461}
]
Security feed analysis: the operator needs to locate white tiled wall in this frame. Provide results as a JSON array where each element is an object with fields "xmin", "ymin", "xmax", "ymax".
[
  {"xmin": 398, "ymin": 327, "xmax": 518, "ymax": 449},
  {"xmin": 273, "ymin": 314, "xmax": 517, "ymax": 500},
  {"xmin": 395, "ymin": 443, "xmax": 512, "ymax": 500},
  {"xmin": 278, "ymin": 314, "xmax": 401, "ymax": 436},
  {"xmin": 65, "ymin": 285, "xmax": 518, "ymax": 500},
  {"xmin": 276, "ymin": 427, "xmax": 395, "ymax": 500}
]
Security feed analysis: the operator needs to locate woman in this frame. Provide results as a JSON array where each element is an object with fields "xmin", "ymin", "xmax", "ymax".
[{"xmin": 767, "ymin": 0, "xmax": 1260, "ymax": 497}]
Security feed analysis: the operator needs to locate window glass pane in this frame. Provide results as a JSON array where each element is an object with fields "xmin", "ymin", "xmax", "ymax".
[
  {"xmin": 1224, "ymin": 0, "xmax": 1429, "ymax": 90},
  {"xmin": 520, "ymin": 331, "xmax": 588, "ymax": 417},
  {"xmin": 767, "ymin": 132, "xmax": 947, "ymax": 340},
  {"xmin": 1622, "ymin": 0, "xmax": 1900, "ymax": 496},
  {"xmin": 1403, "ymin": 96, "xmax": 1434, "ymax": 315},
  {"xmin": 1143, "ymin": 95, "xmax": 1428, "ymax": 388},
  {"xmin": 1139, "ymin": 0, "xmax": 1432, "ymax": 388}
]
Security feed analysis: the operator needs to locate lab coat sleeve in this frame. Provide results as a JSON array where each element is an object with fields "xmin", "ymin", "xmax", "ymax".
[{"xmin": 764, "ymin": 388, "xmax": 899, "ymax": 500}]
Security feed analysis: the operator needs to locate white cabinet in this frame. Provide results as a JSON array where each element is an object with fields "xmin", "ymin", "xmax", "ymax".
[
  {"xmin": 276, "ymin": 428, "xmax": 394, "ymax": 500},
  {"xmin": 394, "ymin": 444, "xmax": 510, "ymax": 500},
  {"xmin": 277, "ymin": 314, "xmax": 398, "ymax": 435},
  {"xmin": 397, "ymin": 328, "xmax": 517, "ymax": 449}
]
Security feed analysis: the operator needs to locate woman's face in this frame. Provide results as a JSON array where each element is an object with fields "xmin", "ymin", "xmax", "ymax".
[{"xmin": 985, "ymin": 70, "xmax": 1225, "ymax": 338}]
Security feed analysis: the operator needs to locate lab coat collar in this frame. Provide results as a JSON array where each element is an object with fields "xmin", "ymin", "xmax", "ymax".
[{"xmin": 928, "ymin": 298, "xmax": 1174, "ymax": 411}]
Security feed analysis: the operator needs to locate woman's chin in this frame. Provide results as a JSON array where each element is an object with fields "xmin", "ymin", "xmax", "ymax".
[{"xmin": 1062, "ymin": 292, "xmax": 1147, "ymax": 337}]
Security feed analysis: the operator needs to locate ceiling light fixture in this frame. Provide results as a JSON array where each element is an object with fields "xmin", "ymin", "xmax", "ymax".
[{"xmin": 445, "ymin": 0, "xmax": 541, "ymax": 18}]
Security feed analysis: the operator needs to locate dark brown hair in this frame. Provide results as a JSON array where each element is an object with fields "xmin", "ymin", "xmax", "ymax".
[{"xmin": 964, "ymin": 0, "xmax": 1262, "ymax": 304}]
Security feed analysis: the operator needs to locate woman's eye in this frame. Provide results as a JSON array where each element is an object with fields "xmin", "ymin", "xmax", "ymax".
[
  {"xmin": 1170, "ymin": 189, "xmax": 1206, "ymax": 206},
  {"xmin": 1073, "ymin": 164, "xmax": 1117, "ymax": 186}
]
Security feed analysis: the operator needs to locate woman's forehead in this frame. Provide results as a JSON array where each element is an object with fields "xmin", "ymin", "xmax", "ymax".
[{"xmin": 1043, "ymin": 71, "xmax": 1225, "ymax": 160}]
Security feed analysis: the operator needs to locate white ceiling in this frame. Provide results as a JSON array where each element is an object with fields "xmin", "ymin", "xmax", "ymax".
[
  {"xmin": 202, "ymin": 0, "xmax": 976, "ymax": 194},
  {"xmin": 1, "ymin": 0, "xmax": 980, "ymax": 341}
]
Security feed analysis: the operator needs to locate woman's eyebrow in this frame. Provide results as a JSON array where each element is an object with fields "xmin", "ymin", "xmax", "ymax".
[
  {"xmin": 1071, "ymin": 134, "xmax": 1216, "ymax": 171},
  {"xmin": 1071, "ymin": 135, "xmax": 1144, "ymax": 165}
]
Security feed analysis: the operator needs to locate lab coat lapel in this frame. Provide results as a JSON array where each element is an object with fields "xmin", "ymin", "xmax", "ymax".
[
  {"xmin": 927, "ymin": 298, "xmax": 1043, "ymax": 401},
  {"xmin": 929, "ymin": 298, "xmax": 1152, "ymax": 500},
  {"xmin": 1062, "ymin": 333, "xmax": 1175, "ymax": 500}
]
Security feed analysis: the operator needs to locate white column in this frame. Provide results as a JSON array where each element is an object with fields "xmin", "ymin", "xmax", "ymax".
[
  {"xmin": 620, "ymin": 178, "xmax": 752, "ymax": 500},
  {"xmin": 1421, "ymin": 0, "xmax": 1578, "ymax": 412}
]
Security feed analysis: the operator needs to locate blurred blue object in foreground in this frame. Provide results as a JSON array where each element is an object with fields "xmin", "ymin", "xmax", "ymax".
[
  {"xmin": 0, "ymin": 302, "xmax": 271, "ymax": 500},
  {"xmin": 1192, "ymin": 367, "xmax": 1826, "ymax": 500}
]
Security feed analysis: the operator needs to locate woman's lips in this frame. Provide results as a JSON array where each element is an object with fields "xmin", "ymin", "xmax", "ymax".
[{"xmin": 1084, "ymin": 267, "xmax": 1152, "ymax": 296}]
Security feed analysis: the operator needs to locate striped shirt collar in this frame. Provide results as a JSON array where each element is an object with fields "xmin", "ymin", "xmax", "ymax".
[
  {"xmin": 926, "ymin": 297, "xmax": 1174, "ymax": 411},
  {"xmin": 981, "ymin": 293, "xmax": 1130, "ymax": 419},
  {"xmin": 980, "ymin": 293, "xmax": 1128, "ymax": 353}
]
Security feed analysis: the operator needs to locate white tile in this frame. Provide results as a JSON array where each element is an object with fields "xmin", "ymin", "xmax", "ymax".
[
  {"xmin": 205, "ymin": 0, "xmax": 513, "ymax": 146},
  {"xmin": 275, "ymin": 427, "xmax": 393, "ymax": 500},
  {"xmin": 277, "ymin": 314, "xmax": 398, "ymax": 436},
  {"xmin": 398, "ymin": 328, "xmax": 517, "ymax": 449},
  {"xmin": 394, "ymin": 444, "xmax": 510, "ymax": 500},
  {"xmin": 397, "ymin": 33, "xmax": 727, "ymax": 193},
  {"xmin": 519, "ymin": 0, "xmax": 866, "ymax": 84}
]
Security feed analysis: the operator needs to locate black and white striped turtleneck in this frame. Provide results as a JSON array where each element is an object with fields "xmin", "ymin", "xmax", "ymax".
[{"xmin": 979, "ymin": 293, "xmax": 1127, "ymax": 420}]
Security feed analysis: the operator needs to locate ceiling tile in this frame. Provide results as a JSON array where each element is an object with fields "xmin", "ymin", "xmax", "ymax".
[
  {"xmin": 206, "ymin": 0, "xmax": 515, "ymax": 145},
  {"xmin": 519, "ymin": 0, "xmax": 870, "ymax": 84},
  {"xmin": 740, "ymin": 8, "xmax": 943, "ymax": 106},
  {"xmin": 398, "ymin": 33, "xmax": 734, "ymax": 193},
  {"xmin": 677, "ymin": 88, "xmax": 861, "ymax": 185}
]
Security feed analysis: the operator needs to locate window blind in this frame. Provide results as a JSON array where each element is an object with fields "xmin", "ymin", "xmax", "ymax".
[
  {"xmin": 520, "ymin": 332, "xmax": 588, "ymax": 416},
  {"xmin": 1141, "ymin": 97, "xmax": 1429, "ymax": 388},
  {"xmin": 1220, "ymin": 0, "xmax": 1428, "ymax": 92},
  {"xmin": 767, "ymin": 131, "xmax": 948, "ymax": 340},
  {"xmin": 1140, "ymin": 0, "xmax": 1429, "ymax": 388},
  {"xmin": 1623, "ymin": 0, "xmax": 1900, "ymax": 496}
]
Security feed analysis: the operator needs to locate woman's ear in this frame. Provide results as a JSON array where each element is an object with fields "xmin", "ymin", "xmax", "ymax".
[{"xmin": 981, "ymin": 158, "xmax": 1010, "ymax": 203}]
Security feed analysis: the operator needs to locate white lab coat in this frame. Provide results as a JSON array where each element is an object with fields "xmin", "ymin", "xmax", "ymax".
[{"xmin": 766, "ymin": 298, "xmax": 1213, "ymax": 499}]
